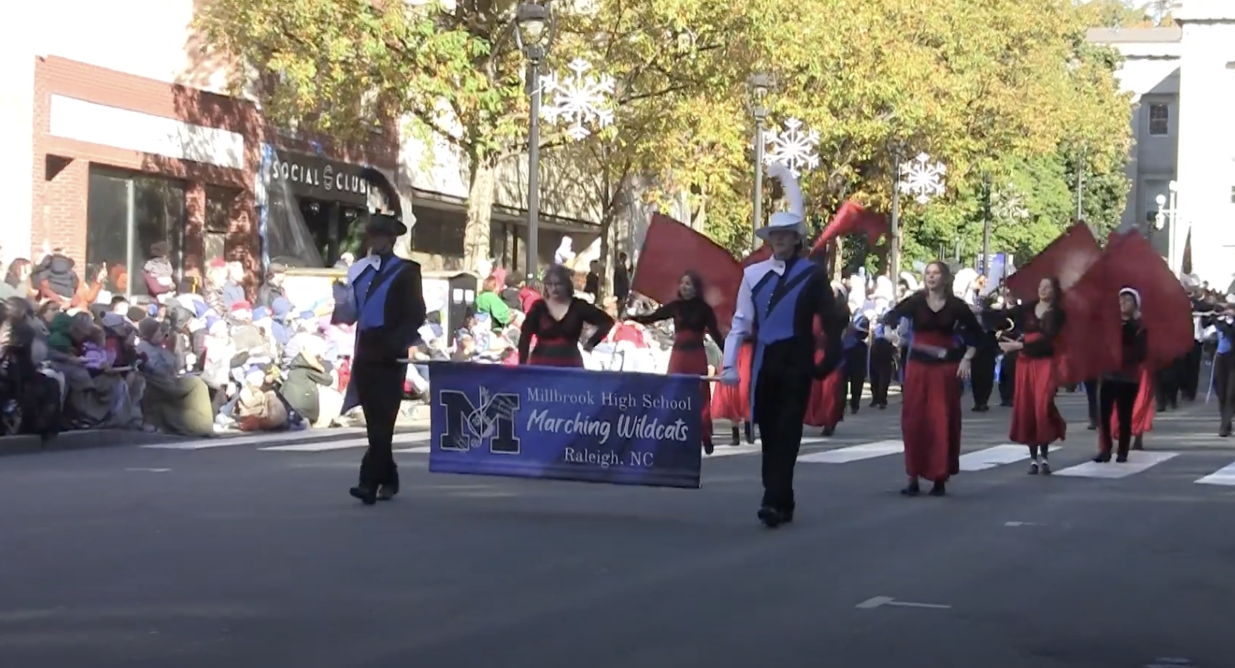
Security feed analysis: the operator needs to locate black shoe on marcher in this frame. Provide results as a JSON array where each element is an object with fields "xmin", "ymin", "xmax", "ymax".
[
  {"xmin": 1039, "ymin": 460, "xmax": 1051, "ymax": 475},
  {"xmin": 377, "ymin": 484, "xmax": 398, "ymax": 501},
  {"xmin": 821, "ymin": 426, "xmax": 835, "ymax": 437},
  {"xmin": 703, "ymin": 441, "xmax": 715, "ymax": 455},
  {"xmin": 1220, "ymin": 424, "xmax": 1232, "ymax": 438},
  {"xmin": 1093, "ymin": 452, "xmax": 1111, "ymax": 463},
  {"xmin": 744, "ymin": 423, "xmax": 755, "ymax": 445},
  {"xmin": 1028, "ymin": 462, "xmax": 1039, "ymax": 475},
  {"xmin": 730, "ymin": 427, "xmax": 741, "ymax": 446},
  {"xmin": 757, "ymin": 505, "xmax": 784, "ymax": 528},
  {"xmin": 900, "ymin": 480, "xmax": 921, "ymax": 496},
  {"xmin": 349, "ymin": 485, "xmax": 378, "ymax": 505},
  {"xmin": 928, "ymin": 482, "xmax": 947, "ymax": 496}
]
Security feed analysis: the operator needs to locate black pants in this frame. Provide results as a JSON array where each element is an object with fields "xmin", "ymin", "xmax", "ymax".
[
  {"xmin": 971, "ymin": 336, "xmax": 998, "ymax": 408},
  {"xmin": 1156, "ymin": 361, "xmax": 1181, "ymax": 410},
  {"xmin": 869, "ymin": 339, "xmax": 896, "ymax": 406},
  {"xmin": 1215, "ymin": 352, "xmax": 1235, "ymax": 430},
  {"xmin": 353, "ymin": 360, "xmax": 407, "ymax": 488},
  {"xmin": 1183, "ymin": 342, "xmax": 1203, "ymax": 401},
  {"xmin": 846, "ymin": 342, "xmax": 868, "ymax": 411},
  {"xmin": 753, "ymin": 367, "xmax": 812, "ymax": 512},
  {"xmin": 1084, "ymin": 379, "xmax": 1099, "ymax": 426},
  {"xmin": 1099, "ymin": 378, "xmax": 1139, "ymax": 457},
  {"xmin": 998, "ymin": 352, "xmax": 1017, "ymax": 405}
]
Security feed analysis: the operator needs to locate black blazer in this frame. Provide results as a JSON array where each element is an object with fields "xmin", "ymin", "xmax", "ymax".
[{"xmin": 355, "ymin": 258, "xmax": 426, "ymax": 364}]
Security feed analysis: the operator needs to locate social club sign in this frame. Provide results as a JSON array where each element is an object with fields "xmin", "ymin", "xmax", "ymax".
[{"xmin": 266, "ymin": 152, "xmax": 371, "ymax": 207}]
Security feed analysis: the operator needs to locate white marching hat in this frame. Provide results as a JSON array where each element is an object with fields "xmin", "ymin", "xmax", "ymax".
[{"xmin": 755, "ymin": 162, "xmax": 807, "ymax": 240}]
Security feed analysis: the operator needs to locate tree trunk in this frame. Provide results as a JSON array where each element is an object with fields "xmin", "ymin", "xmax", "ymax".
[
  {"xmin": 831, "ymin": 237, "xmax": 845, "ymax": 283},
  {"xmin": 598, "ymin": 207, "xmax": 614, "ymax": 303},
  {"xmin": 464, "ymin": 155, "xmax": 497, "ymax": 273}
]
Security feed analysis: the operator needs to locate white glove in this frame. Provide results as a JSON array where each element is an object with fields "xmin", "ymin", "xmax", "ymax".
[
  {"xmin": 766, "ymin": 161, "xmax": 789, "ymax": 180},
  {"xmin": 720, "ymin": 366, "xmax": 740, "ymax": 386}
]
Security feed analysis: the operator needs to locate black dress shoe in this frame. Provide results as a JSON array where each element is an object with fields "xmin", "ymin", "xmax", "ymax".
[
  {"xmin": 349, "ymin": 485, "xmax": 377, "ymax": 505},
  {"xmin": 1093, "ymin": 452, "xmax": 1111, "ymax": 463},
  {"xmin": 703, "ymin": 441, "xmax": 715, "ymax": 455},
  {"xmin": 821, "ymin": 426, "xmax": 835, "ymax": 437},
  {"xmin": 730, "ymin": 426, "xmax": 741, "ymax": 446},
  {"xmin": 1220, "ymin": 425, "xmax": 1232, "ymax": 438},
  {"xmin": 377, "ymin": 484, "xmax": 398, "ymax": 501},
  {"xmin": 757, "ymin": 505, "xmax": 784, "ymax": 528},
  {"xmin": 928, "ymin": 482, "xmax": 947, "ymax": 496},
  {"xmin": 744, "ymin": 423, "xmax": 755, "ymax": 445},
  {"xmin": 1115, "ymin": 454, "xmax": 1129, "ymax": 463},
  {"xmin": 900, "ymin": 481, "xmax": 921, "ymax": 496},
  {"xmin": 878, "ymin": 403, "xmax": 887, "ymax": 410},
  {"xmin": 1087, "ymin": 422, "xmax": 1097, "ymax": 431}
]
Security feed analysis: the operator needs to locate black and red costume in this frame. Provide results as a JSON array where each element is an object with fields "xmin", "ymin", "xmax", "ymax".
[
  {"xmin": 518, "ymin": 299, "xmax": 614, "ymax": 367},
  {"xmin": 632, "ymin": 297, "xmax": 723, "ymax": 451}
]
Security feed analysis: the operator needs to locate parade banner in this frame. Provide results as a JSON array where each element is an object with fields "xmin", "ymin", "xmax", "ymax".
[{"xmin": 427, "ymin": 362, "xmax": 704, "ymax": 489}]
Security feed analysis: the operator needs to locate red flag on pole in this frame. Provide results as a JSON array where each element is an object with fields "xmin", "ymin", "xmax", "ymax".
[
  {"xmin": 1098, "ymin": 231, "xmax": 1194, "ymax": 371},
  {"xmin": 631, "ymin": 214, "xmax": 744, "ymax": 335},
  {"xmin": 810, "ymin": 200, "xmax": 888, "ymax": 255},
  {"xmin": 1056, "ymin": 254, "xmax": 1123, "ymax": 384},
  {"xmin": 1005, "ymin": 222, "xmax": 1101, "ymax": 303}
]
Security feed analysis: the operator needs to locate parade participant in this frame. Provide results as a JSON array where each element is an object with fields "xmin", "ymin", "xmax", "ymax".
[
  {"xmin": 993, "ymin": 277, "xmax": 1067, "ymax": 475},
  {"xmin": 806, "ymin": 284, "xmax": 851, "ymax": 435},
  {"xmin": 866, "ymin": 277, "xmax": 897, "ymax": 409},
  {"xmin": 630, "ymin": 271, "xmax": 724, "ymax": 453},
  {"xmin": 710, "ymin": 339, "xmax": 755, "ymax": 446},
  {"xmin": 333, "ymin": 213, "xmax": 427, "ymax": 506},
  {"xmin": 1203, "ymin": 298, "xmax": 1234, "ymax": 437},
  {"xmin": 881, "ymin": 261, "xmax": 981, "ymax": 496},
  {"xmin": 844, "ymin": 277, "xmax": 869, "ymax": 415},
  {"xmin": 1108, "ymin": 367, "xmax": 1154, "ymax": 451},
  {"xmin": 518, "ymin": 263, "xmax": 614, "ymax": 367},
  {"xmin": 956, "ymin": 270, "xmax": 998, "ymax": 413},
  {"xmin": 721, "ymin": 162, "xmax": 845, "ymax": 528},
  {"xmin": 1094, "ymin": 288, "xmax": 1148, "ymax": 463}
]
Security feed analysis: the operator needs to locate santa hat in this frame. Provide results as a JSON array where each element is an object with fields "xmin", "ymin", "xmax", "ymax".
[
  {"xmin": 755, "ymin": 161, "xmax": 807, "ymax": 240},
  {"xmin": 209, "ymin": 258, "xmax": 226, "ymax": 269},
  {"xmin": 230, "ymin": 301, "xmax": 252, "ymax": 316},
  {"xmin": 1119, "ymin": 287, "xmax": 1141, "ymax": 308}
]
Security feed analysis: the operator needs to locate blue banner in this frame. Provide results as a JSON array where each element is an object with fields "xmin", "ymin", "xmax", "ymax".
[{"xmin": 427, "ymin": 362, "xmax": 704, "ymax": 489}]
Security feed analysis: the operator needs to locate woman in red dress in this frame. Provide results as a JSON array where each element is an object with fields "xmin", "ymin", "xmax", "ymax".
[
  {"xmin": 993, "ymin": 277, "xmax": 1067, "ymax": 475},
  {"xmin": 881, "ymin": 261, "xmax": 981, "ymax": 496},
  {"xmin": 630, "ymin": 271, "xmax": 724, "ymax": 453},
  {"xmin": 518, "ymin": 264, "xmax": 614, "ymax": 367},
  {"xmin": 710, "ymin": 340, "xmax": 754, "ymax": 445},
  {"xmin": 805, "ymin": 286, "xmax": 850, "ymax": 436}
]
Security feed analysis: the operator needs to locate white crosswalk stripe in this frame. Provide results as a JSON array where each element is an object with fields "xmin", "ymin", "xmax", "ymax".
[{"xmin": 137, "ymin": 431, "xmax": 1235, "ymax": 488}]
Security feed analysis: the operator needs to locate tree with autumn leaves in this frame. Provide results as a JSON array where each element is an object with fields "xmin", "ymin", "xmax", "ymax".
[{"xmin": 195, "ymin": 0, "xmax": 1134, "ymax": 275}]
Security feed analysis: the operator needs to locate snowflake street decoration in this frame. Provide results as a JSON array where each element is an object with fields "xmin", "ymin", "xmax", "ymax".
[
  {"xmin": 991, "ymin": 187, "xmax": 1029, "ymax": 221},
  {"xmin": 540, "ymin": 59, "xmax": 615, "ymax": 141},
  {"xmin": 762, "ymin": 118, "xmax": 820, "ymax": 177},
  {"xmin": 898, "ymin": 152, "xmax": 947, "ymax": 205}
]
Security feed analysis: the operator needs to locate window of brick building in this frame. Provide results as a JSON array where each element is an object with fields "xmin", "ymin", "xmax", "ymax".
[
  {"xmin": 204, "ymin": 186, "xmax": 239, "ymax": 265},
  {"xmin": 87, "ymin": 167, "xmax": 186, "ymax": 299}
]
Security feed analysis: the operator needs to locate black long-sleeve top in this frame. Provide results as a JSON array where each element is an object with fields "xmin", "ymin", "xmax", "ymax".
[
  {"xmin": 882, "ymin": 292, "xmax": 982, "ymax": 364},
  {"xmin": 518, "ymin": 298, "xmax": 614, "ymax": 364},
  {"xmin": 630, "ymin": 297, "xmax": 723, "ymax": 355},
  {"xmin": 354, "ymin": 255, "xmax": 426, "ymax": 365},
  {"xmin": 1104, "ymin": 317, "xmax": 1148, "ymax": 382},
  {"xmin": 993, "ymin": 301, "xmax": 1066, "ymax": 359}
]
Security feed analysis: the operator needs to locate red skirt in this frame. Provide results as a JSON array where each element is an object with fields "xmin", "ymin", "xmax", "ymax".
[
  {"xmin": 1008, "ymin": 355, "xmax": 1066, "ymax": 445},
  {"xmin": 526, "ymin": 336, "xmax": 583, "ymax": 367},
  {"xmin": 804, "ymin": 370, "xmax": 845, "ymax": 429},
  {"xmin": 901, "ymin": 359, "xmax": 962, "ymax": 482},
  {"xmin": 710, "ymin": 342, "xmax": 753, "ymax": 422},
  {"xmin": 1106, "ymin": 369, "xmax": 1155, "ymax": 442},
  {"xmin": 668, "ymin": 346, "xmax": 712, "ymax": 446}
]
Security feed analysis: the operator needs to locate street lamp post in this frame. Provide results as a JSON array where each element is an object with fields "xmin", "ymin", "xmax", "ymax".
[
  {"xmin": 515, "ymin": 2, "xmax": 554, "ymax": 280},
  {"xmin": 746, "ymin": 73, "xmax": 773, "ymax": 249}
]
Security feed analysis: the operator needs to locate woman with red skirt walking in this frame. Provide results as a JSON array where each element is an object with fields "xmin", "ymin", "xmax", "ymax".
[
  {"xmin": 711, "ymin": 340, "xmax": 754, "ymax": 445},
  {"xmin": 881, "ymin": 261, "xmax": 981, "ymax": 496},
  {"xmin": 518, "ymin": 264, "xmax": 614, "ymax": 367},
  {"xmin": 993, "ymin": 277, "xmax": 1067, "ymax": 474},
  {"xmin": 631, "ymin": 271, "xmax": 724, "ymax": 453}
]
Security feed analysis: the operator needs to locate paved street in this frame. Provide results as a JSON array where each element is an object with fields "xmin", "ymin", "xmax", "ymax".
[{"xmin": 1, "ymin": 391, "xmax": 1231, "ymax": 668}]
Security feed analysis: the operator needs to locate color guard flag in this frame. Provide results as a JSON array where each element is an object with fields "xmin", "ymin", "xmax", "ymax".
[
  {"xmin": 1056, "ymin": 252, "xmax": 1122, "ymax": 384},
  {"xmin": 632, "ymin": 214, "xmax": 744, "ymax": 335},
  {"xmin": 1100, "ymin": 231, "xmax": 1194, "ymax": 371},
  {"xmin": 1006, "ymin": 222, "xmax": 1100, "ymax": 303},
  {"xmin": 811, "ymin": 201, "xmax": 889, "ymax": 254}
]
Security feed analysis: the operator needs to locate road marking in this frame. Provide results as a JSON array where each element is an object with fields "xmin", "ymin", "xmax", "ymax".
[
  {"xmin": 262, "ymin": 433, "xmax": 428, "ymax": 452},
  {"xmin": 1195, "ymin": 461, "xmax": 1235, "ymax": 486},
  {"xmin": 959, "ymin": 444, "xmax": 1061, "ymax": 472},
  {"xmin": 798, "ymin": 440, "xmax": 902, "ymax": 464},
  {"xmin": 706, "ymin": 444, "xmax": 761, "ymax": 458},
  {"xmin": 856, "ymin": 596, "xmax": 951, "ymax": 610},
  {"xmin": 1054, "ymin": 451, "xmax": 1179, "ymax": 479},
  {"xmin": 125, "ymin": 468, "xmax": 171, "ymax": 472},
  {"xmin": 141, "ymin": 431, "xmax": 365, "ymax": 450}
]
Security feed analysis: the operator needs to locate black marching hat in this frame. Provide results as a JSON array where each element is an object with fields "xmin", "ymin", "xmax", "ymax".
[{"xmin": 364, "ymin": 212, "xmax": 407, "ymax": 237}]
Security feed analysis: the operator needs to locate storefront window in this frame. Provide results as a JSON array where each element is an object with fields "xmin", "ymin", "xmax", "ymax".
[
  {"xmin": 204, "ymin": 186, "xmax": 238, "ymax": 265},
  {"xmin": 86, "ymin": 167, "xmax": 186, "ymax": 298},
  {"xmin": 262, "ymin": 149, "xmax": 372, "ymax": 268}
]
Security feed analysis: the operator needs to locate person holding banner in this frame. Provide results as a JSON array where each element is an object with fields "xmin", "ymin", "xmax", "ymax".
[
  {"xmin": 1094, "ymin": 288, "xmax": 1148, "ymax": 463},
  {"xmin": 721, "ymin": 161, "xmax": 845, "ymax": 528},
  {"xmin": 991, "ymin": 277, "xmax": 1067, "ymax": 475},
  {"xmin": 518, "ymin": 264, "xmax": 614, "ymax": 367},
  {"xmin": 881, "ymin": 261, "xmax": 981, "ymax": 497},
  {"xmin": 629, "ymin": 271, "xmax": 724, "ymax": 453},
  {"xmin": 332, "ymin": 213, "xmax": 427, "ymax": 506}
]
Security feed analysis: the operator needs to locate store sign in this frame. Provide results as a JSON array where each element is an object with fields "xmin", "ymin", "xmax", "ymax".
[{"xmin": 266, "ymin": 152, "xmax": 371, "ymax": 206}]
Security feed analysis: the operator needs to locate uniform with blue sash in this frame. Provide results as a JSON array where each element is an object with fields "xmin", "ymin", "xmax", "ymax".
[
  {"xmin": 722, "ymin": 253, "xmax": 844, "ymax": 524},
  {"xmin": 332, "ymin": 214, "xmax": 426, "ymax": 503},
  {"xmin": 1204, "ymin": 310, "xmax": 1234, "ymax": 436}
]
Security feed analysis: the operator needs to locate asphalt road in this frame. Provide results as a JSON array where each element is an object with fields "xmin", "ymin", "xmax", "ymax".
[{"xmin": 1, "ymin": 391, "xmax": 1231, "ymax": 668}]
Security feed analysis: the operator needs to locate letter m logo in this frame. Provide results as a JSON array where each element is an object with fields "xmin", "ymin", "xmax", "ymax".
[{"xmin": 438, "ymin": 387, "xmax": 521, "ymax": 454}]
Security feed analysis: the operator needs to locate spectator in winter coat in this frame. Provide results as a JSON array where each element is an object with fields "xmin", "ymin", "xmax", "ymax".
[{"xmin": 143, "ymin": 242, "xmax": 176, "ymax": 301}]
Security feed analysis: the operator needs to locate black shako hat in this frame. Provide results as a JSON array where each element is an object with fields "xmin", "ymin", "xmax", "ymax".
[{"xmin": 364, "ymin": 212, "xmax": 407, "ymax": 238}]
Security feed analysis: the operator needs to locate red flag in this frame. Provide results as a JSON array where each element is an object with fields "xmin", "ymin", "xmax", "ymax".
[
  {"xmin": 632, "ymin": 214, "xmax": 744, "ymax": 335},
  {"xmin": 811, "ymin": 200, "xmax": 888, "ymax": 254},
  {"xmin": 1006, "ymin": 223, "xmax": 1100, "ymax": 303},
  {"xmin": 1056, "ymin": 255, "xmax": 1122, "ymax": 384},
  {"xmin": 1098, "ymin": 232, "xmax": 1193, "ymax": 371}
]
